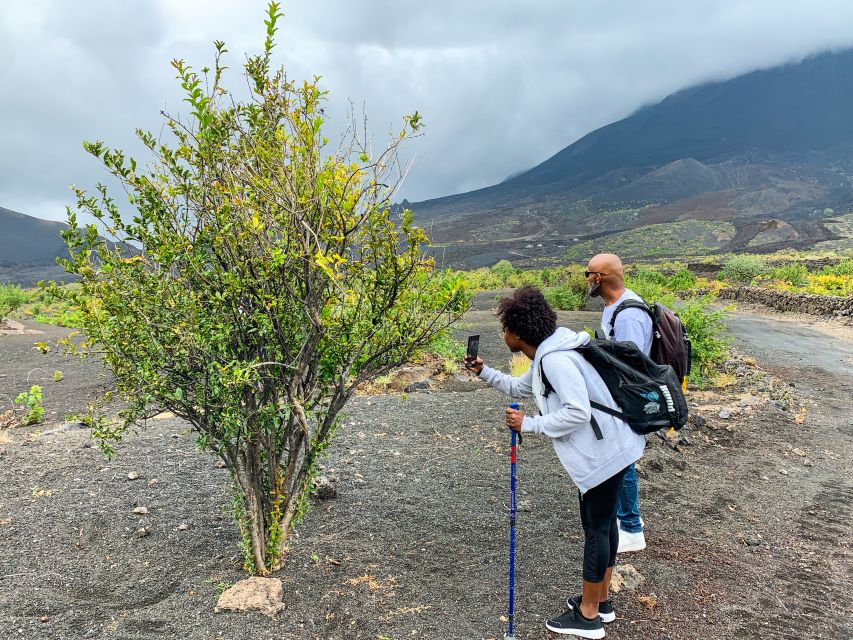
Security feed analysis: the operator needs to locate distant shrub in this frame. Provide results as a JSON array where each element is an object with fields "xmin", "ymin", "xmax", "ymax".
[
  {"xmin": 558, "ymin": 267, "xmax": 589, "ymax": 299},
  {"xmin": 16, "ymin": 283, "xmax": 87, "ymax": 328},
  {"xmin": 491, "ymin": 260, "xmax": 516, "ymax": 278},
  {"xmin": 629, "ymin": 267, "xmax": 666, "ymax": 286},
  {"xmin": 0, "ymin": 284, "xmax": 30, "ymax": 320},
  {"xmin": 462, "ymin": 268, "xmax": 503, "ymax": 290},
  {"xmin": 822, "ymin": 258, "xmax": 853, "ymax": 276},
  {"xmin": 804, "ymin": 274, "xmax": 853, "ymax": 296},
  {"xmin": 770, "ymin": 263, "xmax": 809, "ymax": 286},
  {"xmin": 543, "ymin": 286, "xmax": 584, "ymax": 311},
  {"xmin": 625, "ymin": 271, "xmax": 665, "ymax": 302},
  {"xmin": 422, "ymin": 330, "xmax": 465, "ymax": 362},
  {"xmin": 719, "ymin": 255, "xmax": 768, "ymax": 283},
  {"xmin": 666, "ymin": 268, "xmax": 697, "ymax": 291},
  {"xmin": 459, "ymin": 264, "xmax": 588, "ymax": 299}
]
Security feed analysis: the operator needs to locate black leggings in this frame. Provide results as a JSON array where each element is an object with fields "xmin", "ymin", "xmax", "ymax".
[{"xmin": 578, "ymin": 467, "xmax": 629, "ymax": 582}]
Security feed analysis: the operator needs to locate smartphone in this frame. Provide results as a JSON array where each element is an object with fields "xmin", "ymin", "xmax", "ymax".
[{"xmin": 465, "ymin": 334, "xmax": 480, "ymax": 368}]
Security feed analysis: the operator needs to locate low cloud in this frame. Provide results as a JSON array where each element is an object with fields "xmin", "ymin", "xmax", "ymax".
[{"xmin": 3, "ymin": 0, "xmax": 853, "ymax": 223}]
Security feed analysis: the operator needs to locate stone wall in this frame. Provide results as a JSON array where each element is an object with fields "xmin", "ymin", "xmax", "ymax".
[
  {"xmin": 680, "ymin": 257, "xmax": 845, "ymax": 279},
  {"xmin": 716, "ymin": 286, "xmax": 853, "ymax": 318}
]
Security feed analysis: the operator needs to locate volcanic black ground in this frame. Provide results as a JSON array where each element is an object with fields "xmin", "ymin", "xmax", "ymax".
[{"xmin": 1, "ymin": 298, "xmax": 851, "ymax": 639}]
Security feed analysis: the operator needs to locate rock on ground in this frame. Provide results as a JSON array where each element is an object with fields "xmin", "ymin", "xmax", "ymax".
[
  {"xmin": 610, "ymin": 564, "xmax": 644, "ymax": 593},
  {"xmin": 214, "ymin": 577, "xmax": 284, "ymax": 618}
]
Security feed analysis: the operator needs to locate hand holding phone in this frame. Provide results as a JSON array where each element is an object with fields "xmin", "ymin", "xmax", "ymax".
[{"xmin": 465, "ymin": 334, "xmax": 480, "ymax": 370}]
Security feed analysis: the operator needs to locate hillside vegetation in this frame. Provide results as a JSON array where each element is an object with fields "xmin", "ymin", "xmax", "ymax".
[{"xmin": 407, "ymin": 49, "xmax": 853, "ymax": 268}]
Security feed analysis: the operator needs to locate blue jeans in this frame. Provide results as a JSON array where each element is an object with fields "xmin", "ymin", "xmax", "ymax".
[{"xmin": 616, "ymin": 463, "xmax": 643, "ymax": 533}]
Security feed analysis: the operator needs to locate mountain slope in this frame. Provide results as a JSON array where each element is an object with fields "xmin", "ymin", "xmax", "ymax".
[
  {"xmin": 0, "ymin": 207, "xmax": 141, "ymax": 286},
  {"xmin": 508, "ymin": 49, "xmax": 853, "ymax": 191},
  {"xmin": 0, "ymin": 207, "xmax": 71, "ymax": 266},
  {"xmin": 410, "ymin": 49, "xmax": 853, "ymax": 267}
]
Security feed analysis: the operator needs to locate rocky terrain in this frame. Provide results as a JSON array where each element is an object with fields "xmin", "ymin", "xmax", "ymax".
[
  {"xmin": 0, "ymin": 297, "xmax": 851, "ymax": 639},
  {"xmin": 407, "ymin": 50, "xmax": 853, "ymax": 268}
]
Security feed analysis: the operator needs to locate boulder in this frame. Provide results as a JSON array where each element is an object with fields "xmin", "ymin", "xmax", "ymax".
[
  {"xmin": 214, "ymin": 577, "xmax": 284, "ymax": 618},
  {"xmin": 610, "ymin": 564, "xmax": 644, "ymax": 593}
]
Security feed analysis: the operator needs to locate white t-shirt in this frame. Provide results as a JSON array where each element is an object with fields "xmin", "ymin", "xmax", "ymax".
[{"xmin": 601, "ymin": 288, "xmax": 653, "ymax": 356}]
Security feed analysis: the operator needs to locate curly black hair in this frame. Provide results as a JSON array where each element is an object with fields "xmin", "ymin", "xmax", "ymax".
[{"xmin": 496, "ymin": 285, "xmax": 557, "ymax": 346}]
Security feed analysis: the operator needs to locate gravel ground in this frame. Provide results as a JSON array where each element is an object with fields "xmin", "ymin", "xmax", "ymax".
[{"xmin": 0, "ymin": 298, "xmax": 851, "ymax": 640}]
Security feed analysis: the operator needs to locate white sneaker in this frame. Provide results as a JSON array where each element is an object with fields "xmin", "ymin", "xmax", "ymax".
[{"xmin": 617, "ymin": 529, "xmax": 646, "ymax": 553}]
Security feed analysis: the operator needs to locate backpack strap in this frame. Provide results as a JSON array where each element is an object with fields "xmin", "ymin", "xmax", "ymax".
[
  {"xmin": 590, "ymin": 400, "xmax": 623, "ymax": 420},
  {"xmin": 589, "ymin": 415, "xmax": 604, "ymax": 441},
  {"xmin": 539, "ymin": 359, "xmax": 604, "ymax": 441},
  {"xmin": 608, "ymin": 298, "xmax": 654, "ymax": 338}
]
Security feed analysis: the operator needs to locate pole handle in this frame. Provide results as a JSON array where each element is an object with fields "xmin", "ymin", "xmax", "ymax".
[{"xmin": 508, "ymin": 402, "xmax": 521, "ymax": 444}]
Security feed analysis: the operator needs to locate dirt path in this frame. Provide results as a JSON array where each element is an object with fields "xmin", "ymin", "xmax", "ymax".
[
  {"xmin": 726, "ymin": 309, "xmax": 853, "ymax": 377},
  {"xmin": 0, "ymin": 301, "xmax": 851, "ymax": 639}
]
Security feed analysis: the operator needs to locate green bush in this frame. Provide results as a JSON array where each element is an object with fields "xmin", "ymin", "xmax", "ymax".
[
  {"xmin": 719, "ymin": 254, "xmax": 768, "ymax": 283},
  {"xmin": 770, "ymin": 263, "xmax": 808, "ymax": 286},
  {"xmin": 0, "ymin": 284, "xmax": 30, "ymax": 320},
  {"xmin": 12, "ymin": 283, "xmax": 86, "ymax": 328},
  {"xmin": 491, "ymin": 260, "xmax": 516, "ymax": 279},
  {"xmin": 625, "ymin": 273, "xmax": 665, "ymax": 302},
  {"xmin": 459, "ymin": 264, "xmax": 588, "ymax": 299},
  {"xmin": 15, "ymin": 385, "xmax": 45, "ymax": 426},
  {"xmin": 822, "ymin": 258, "xmax": 853, "ymax": 276},
  {"xmin": 666, "ymin": 268, "xmax": 697, "ymax": 291},
  {"xmin": 543, "ymin": 286, "xmax": 584, "ymax": 311},
  {"xmin": 54, "ymin": 3, "xmax": 468, "ymax": 575},
  {"xmin": 461, "ymin": 268, "xmax": 503, "ymax": 291},
  {"xmin": 423, "ymin": 330, "xmax": 465, "ymax": 361},
  {"xmin": 557, "ymin": 267, "xmax": 589, "ymax": 300},
  {"xmin": 629, "ymin": 267, "xmax": 666, "ymax": 286},
  {"xmin": 666, "ymin": 294, "xmax": 730, "ymax": 379}
]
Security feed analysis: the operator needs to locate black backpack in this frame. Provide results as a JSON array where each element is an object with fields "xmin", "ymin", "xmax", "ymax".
[
  {"xmin": 607, "ymin": 299, "xmax": 692, "ymax": 381},
  {"xmin": 540, "ymin": 339, "xmax": 688, "ymax": 437}
]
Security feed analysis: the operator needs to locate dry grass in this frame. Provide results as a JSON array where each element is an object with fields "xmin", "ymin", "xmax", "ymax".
[
  {"xmin": 0, "ymin": 409, "xmax": 17, "ymax": 431},
  {"xmin": 509, "ymin": 353, "xmax": 531, "ymax": 376},
  {"xmin": 712, "ymin": 372, "xmax": 737, "ymax": 388}
]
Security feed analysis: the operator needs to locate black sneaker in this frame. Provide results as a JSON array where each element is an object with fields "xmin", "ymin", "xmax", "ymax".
[
  {"xmin": 567, "ymin": 594, "xmax": 616, "ymax": 623},
  {"xmin": 545, "ymin": 603, "xmax": 605, "ymax": 638}
]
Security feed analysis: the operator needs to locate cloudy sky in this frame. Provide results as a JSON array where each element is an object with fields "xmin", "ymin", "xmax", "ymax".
[{"xmin": 3, "ymin": 0, "xmax": 853, "ymax": 224}]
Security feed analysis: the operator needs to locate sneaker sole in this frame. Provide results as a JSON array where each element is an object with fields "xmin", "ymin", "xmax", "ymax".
[
  {"xmin": 544, "ymin": 622, "xmax": 605, "ymax": 638},
  {"xmin": 617, "ymin": 540, "xmax": 646, "ymax": 553}
]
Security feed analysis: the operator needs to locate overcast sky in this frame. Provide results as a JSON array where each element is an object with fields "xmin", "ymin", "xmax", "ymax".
[{"xmin": 4, "ymin": 0, "xmax": 853, "ymax": 224}]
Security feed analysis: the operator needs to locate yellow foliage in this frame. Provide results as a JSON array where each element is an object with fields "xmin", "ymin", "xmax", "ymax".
[
  {"xmin": 509, "ymin": 353, "xmax": 531, "ymax": 376},
  {"xmin": 805, "ymin": 274, "xmax": 852, "ymax": 296}
]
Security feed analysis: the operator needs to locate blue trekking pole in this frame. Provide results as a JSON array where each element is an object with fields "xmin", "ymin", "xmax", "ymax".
[{"xmin": 506, "ymin": 402, "xmax": 521, "ymax": 639}]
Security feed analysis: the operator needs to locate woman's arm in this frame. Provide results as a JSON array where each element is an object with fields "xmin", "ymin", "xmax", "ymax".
[{"xmin": 478, "ymin": 364, "xmax": 534, "ymax": 398}]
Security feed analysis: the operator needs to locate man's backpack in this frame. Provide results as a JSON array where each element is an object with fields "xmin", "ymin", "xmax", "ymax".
[
  {"xmin": 540, "ymin": 339, "xmax": 688, "ymax": 436},
  {"xmin": 607, "ymin": 299, "xmax": 692, "ymax": 381}
]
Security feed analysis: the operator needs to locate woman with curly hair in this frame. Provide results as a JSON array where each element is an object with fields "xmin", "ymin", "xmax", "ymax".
[{"xmin": 466, "ymin": 285, "xmax": 645, "ymax": 638}]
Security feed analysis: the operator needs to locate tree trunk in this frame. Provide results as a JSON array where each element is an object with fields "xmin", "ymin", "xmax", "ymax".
[{"xmin": 233, "ymin": 459, "xmax": 269, "ymax": 575}]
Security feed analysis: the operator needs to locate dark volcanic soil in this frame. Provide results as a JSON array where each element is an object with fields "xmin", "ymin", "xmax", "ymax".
[{"xmin": 0, "ymin": 299, "xmax": 851, "ymax": 640}]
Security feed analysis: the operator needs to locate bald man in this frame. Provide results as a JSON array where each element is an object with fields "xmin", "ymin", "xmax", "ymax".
[{"xmin": 586, "ymin": 253, "xmax": 651, "ymax": 553}]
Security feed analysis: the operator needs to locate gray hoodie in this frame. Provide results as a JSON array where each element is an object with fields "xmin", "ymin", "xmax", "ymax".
[{"xmin": 479, "ymin": 327, "xmax": 646, "ymax": 493}]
